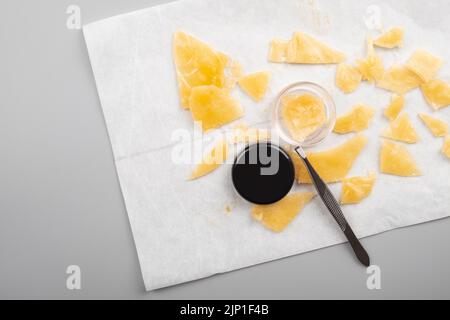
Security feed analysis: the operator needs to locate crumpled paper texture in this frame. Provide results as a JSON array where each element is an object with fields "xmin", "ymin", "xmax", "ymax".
[{"xmin": 83, "ymin": 0, "xmax": 450, "ymax": 290}]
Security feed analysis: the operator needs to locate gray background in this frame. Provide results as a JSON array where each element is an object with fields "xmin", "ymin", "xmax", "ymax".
[{"xmin": 0, "ymin": 0, "xmax": 449, "ymax": 300}]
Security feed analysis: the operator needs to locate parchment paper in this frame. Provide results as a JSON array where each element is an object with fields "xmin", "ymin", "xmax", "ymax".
[{"xmin": 83, "ymin": 0, "xmax": 450, "ymax": 290}]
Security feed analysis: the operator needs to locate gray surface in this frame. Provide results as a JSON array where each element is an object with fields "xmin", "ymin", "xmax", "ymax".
[{"xmin": 0, "ymin": 0, "xmax": 449, "ymax": 300}]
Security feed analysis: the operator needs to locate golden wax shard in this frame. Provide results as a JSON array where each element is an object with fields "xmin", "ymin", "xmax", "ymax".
[
  {"xmin": 384, "ymin": 95, "xmax": 405, "ymax": 121},
  {"xmin": 373, "ymin": 28, "xmax": 404, "ymax": 49},
  {"xmin": 291, "ymin": 134, "xmax": 368, "ymax": 184},
  {"xmin": 231, "ymin": 124, "xmax": 271, "ymax": 144},
  {"xmin": 281, "ymin": 93, "xmax": 327, "ymax": 141},
  {"xmin": 335, "ymin": 63, "xmax": 362, "ymax": 94},
  {"xmin": 269, "ymin": 32, "xmax": 346, "ymax": 64},
  {"xmin": 268, "ymin": 39, "xmax": 289, "ymax": 63},
  {"xmin": 340, "ymin": 172, "xmax": 377, "ymax": 205},
  {"xmin": 189, "ymin": 139, "xmax": 229, "ymax": 180},
  {"xmin": 405, "ymin": 49, "xmax": 443, "ymax": 83},
  {"xmin": 418, "ymin": 113, "xmax": 448, "ymax": 137},
  {"xmin": 381, "ymin": 113, "xmax": 418, "ymax": 144},
  {"xmin": 357, "ymin": 38, "xmax": 384, "ymax": 83},
  {"xmin": 443, "ymin": 136, "xmax": 450, "ymax": 159},
  {"xmin": 238, "ymin": 71, "xmax": 271, "ymax": 101},
  {"xmin": 421, "ymin": 79, "xmax": 450, "ymax": 110},
  {"xmin": 251, "ymin": 192, "xmax": 316, "ymax": 232},
  {"xmin": 333, "ymin": 104, "xmax": 375, "ymax": 134},
  {"xmin": 173, "ymin": 31, "xmax": 229, "ymax": 109},
  {"xmin": 380, "ymin": 140, "xmax": 422, "ymax": 177},
  {"xmin": 377, "ymin": 65, "xmax": 422, "ymax": 94},
  {"xmin": 189, "ymin": 85, "xmax": 244, "ymax": 131}
]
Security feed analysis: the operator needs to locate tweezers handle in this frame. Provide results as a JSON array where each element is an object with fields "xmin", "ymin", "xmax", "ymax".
[{"xmin": 295, "ymin": 147, "xmax": 370, "ymax": 267}]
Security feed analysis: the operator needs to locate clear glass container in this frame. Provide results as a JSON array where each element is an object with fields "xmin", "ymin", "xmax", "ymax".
[{"xmin": 272, "ymin": 82, "xmax": 336, "ymax": 148}]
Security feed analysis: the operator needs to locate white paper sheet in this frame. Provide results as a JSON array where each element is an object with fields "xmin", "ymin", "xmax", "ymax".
[{"xmin": 83, "ymin": 0, "xmax": 450, "ymax": 290}]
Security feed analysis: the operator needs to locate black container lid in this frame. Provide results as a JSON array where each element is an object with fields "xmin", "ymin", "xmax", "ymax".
[{"xmin": 232, "ymin": 143, "xmax": 295, "ymax": 205}]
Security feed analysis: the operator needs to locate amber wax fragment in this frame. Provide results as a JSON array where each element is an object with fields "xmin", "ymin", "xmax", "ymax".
[
  {"xmin": 405, "ymin": 49, "xmax": 442, "ymax": 83},
  {"xmin": 281, "ymin": 93, "xmax": 326, "ymax": 141},
  {"xmin": 384, "ymin": 95, "xmax": 405, "ymax": 121},
  {"xmin": 382, "ymin": 113, "xmax": 418, "ymax": 144},
  {"xmin": 173, "ymin": 31, "xmax": 229, "ymax": 109},
  {"xmin": 357, "ymin": 38, "xmax": 384, "ymax": 83},
  {"xmin": 380, "ymin": 140, "xmax": 422, "ymax": 177},
  {"xmin": 418, "ymin": 113, "xmax": 448, "ymax": 137},
  {"xmin": 269, "ymin": 32, "xmax": 345, "ymax": 64},
  {"xmin": 341, "ymin": 173, "xmax": 377, "ymax": 205},
  {"xmin": 443, "ymin": 136, "xmax": 450, "ymax": 159},
  {"xmin": 421, "ymin": 79, "xmax": 450, "ymax": 110},
  {"xmin": 238, "ymin": 71, "xmax": 271, "ymax": 101},
  {"xmin": 291, "ymin": 134, "xmax": 368, "ymax": 184},
  {"xmin": 373, "ymin": 28, "xmax": 404, "ymax": 49},
  {"xmin": 333, "ymin": 104, "xmax": 375, "ymax": 134},
  {"xmin": 336, "ymin": 63, "xmax": 362, "ymax": 94},
  {"xmin": 377, "ymin": 65, "xmax": 422, "ymax": 95},
  {"xmin": 251, "ymin": 192, "xmax": 315, "ymax": 232},
  {"xmin": 189, "ymin": 85, "xmax": 244, "ymax": 131},
  {"xmin": 189, "ymin": 139, "xmax": 229, "ymax": 180}
]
